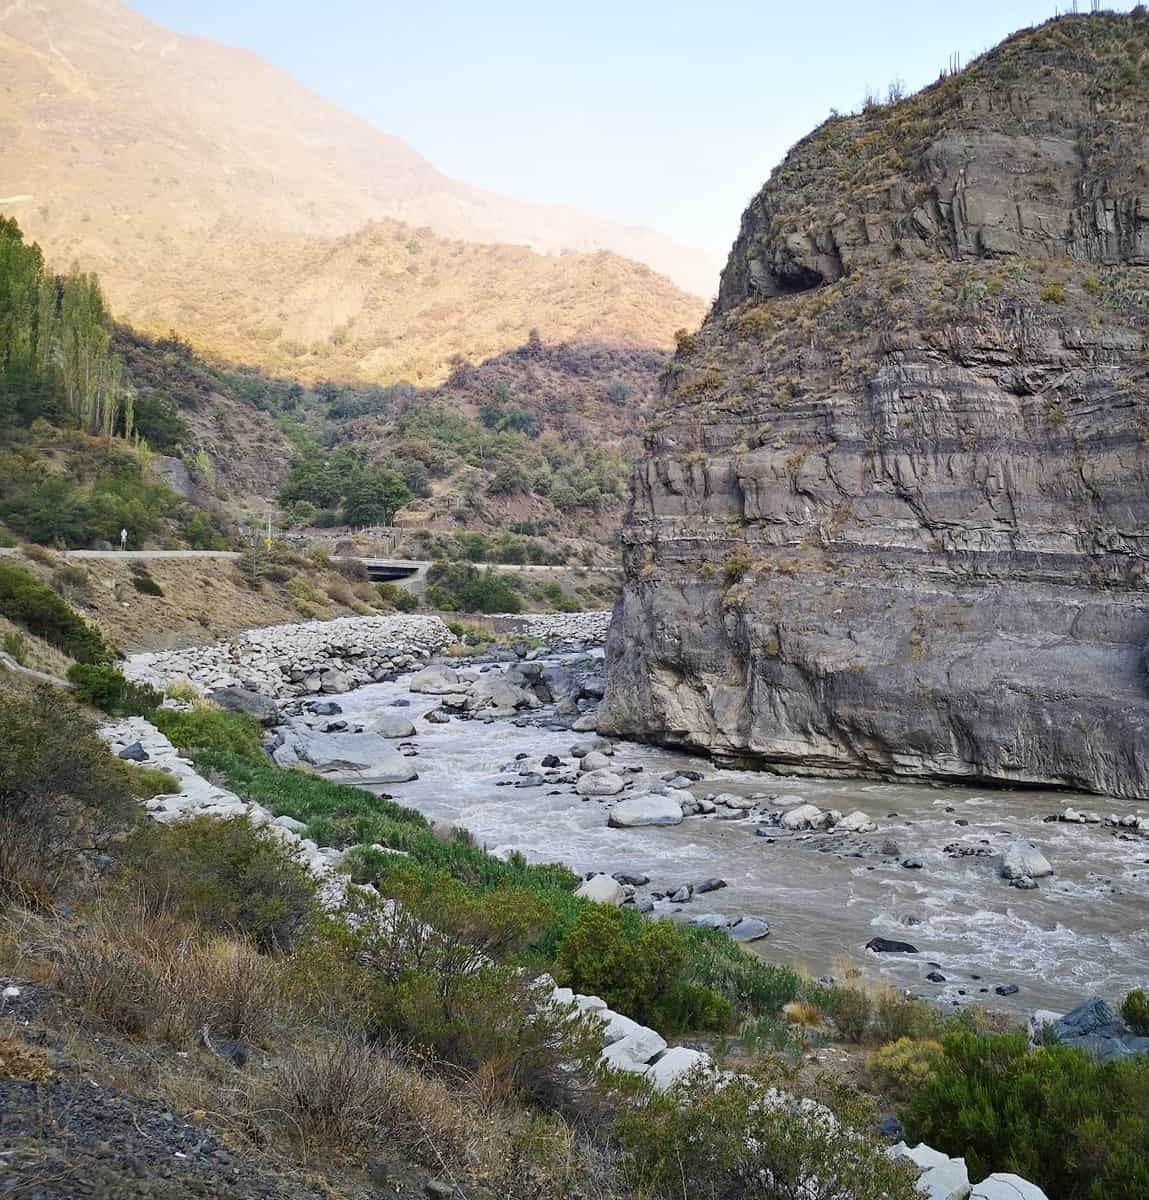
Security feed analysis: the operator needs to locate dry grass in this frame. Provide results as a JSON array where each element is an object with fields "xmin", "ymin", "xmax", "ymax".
[
  {"xmin": 44, "ymin": 906, "xmax": 284, "ymax": 1048},
  {"xmin": 782, "ymin": 1000, "xmax": 823, "ymax": 1028},
  {"xmin": 0, "ymin": 1034, "xmax": 54, "ymax": 1082}
]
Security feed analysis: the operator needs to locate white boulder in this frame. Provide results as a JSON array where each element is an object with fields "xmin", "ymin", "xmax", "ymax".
[
  {"xmin": 836, "ymin": 809, "xmax": 878, "ymax": 834},
  {"xmin": 608, "ymin": 794, "xmax": 685, "ymax": 827},
  {"xmin": 575, "ymin": 770, "xmax": 626, "ymax": 797},
  {"xmin": 575, "ymin": 874, "xmax": 626, "ymax": 905},
  {"xmin": 579, "ymin": 750, "xmax": 612, "ymax": 773},
  {"xmin": 645, "ymin": 1047, "xmax": 712, "ymax": 1091},
  {"xmin": 1001, "ymin": 842, "xmax": 1053, "ymax": 880},
  {"xmin": 971, "ymin": 1175, "xmax": 1049, "ymax": 1200},
  {"xmin": 780, "ymin": 803, "xmax": 828, "ymax": 831},
  {"xmin": 409, "ymin": 666, "xmax": 462, "ymax": 695},
  {"xmin": 918, "ymin": 1160, "xmax": 971, "ymax": 1200}
]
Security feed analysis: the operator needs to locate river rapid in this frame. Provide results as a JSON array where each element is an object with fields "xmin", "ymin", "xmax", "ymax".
[{"xmin": 320, "ymin": 650, "xmax": 1149, "ymax": 1018}]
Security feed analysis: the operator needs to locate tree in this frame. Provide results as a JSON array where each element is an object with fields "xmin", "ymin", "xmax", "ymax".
[{"xmin": 342, "ymin": 470, "xmax": 410, "ymax": 527}]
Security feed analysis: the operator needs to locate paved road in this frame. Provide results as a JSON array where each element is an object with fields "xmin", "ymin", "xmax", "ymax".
[{"xmin": 0, "ymin": 547, "xmax": 617, "ymax": 572}]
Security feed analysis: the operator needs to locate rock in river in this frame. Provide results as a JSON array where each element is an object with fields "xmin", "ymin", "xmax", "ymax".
[
  {"xmin": 576, "ymin": 770, "xmax": 626, "ymax": 797},
  {"xmin": 1001, "ymin": 842, "xmax": 1054, "ymax": 880},
  {"xmin": 273, "ymin": 731, "xmax": 417, "ymax": 785},
  {"xmin": 608, "ymin": 794, "xmax": 684, "ymax": 827},
  {"xmin": 866, "ymin": 937, "xmax": 919, "ymax": 954}
]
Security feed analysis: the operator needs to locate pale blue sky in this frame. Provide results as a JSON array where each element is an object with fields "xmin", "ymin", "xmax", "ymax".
[{"xmin": 131, "ymin": 0, "xmax": 1136, "ymax": 254}]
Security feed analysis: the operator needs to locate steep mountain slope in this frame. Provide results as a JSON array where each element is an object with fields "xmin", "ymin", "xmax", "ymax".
[
  {"xmin": 602, "ymin": 12, "xmax": 1149, "ymax": 799},
  {"xmin": 0, "ymin": 0, "xmax": 718, "ymax": 308},
  {"xmin": 118, "ymin": 218, "xmax": 699, "ymax": 384}
]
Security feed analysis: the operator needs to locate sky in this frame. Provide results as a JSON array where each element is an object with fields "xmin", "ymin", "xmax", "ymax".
[{"xmin": 130, "ymin": 0, "xmax": 1137, "ymax": 256}]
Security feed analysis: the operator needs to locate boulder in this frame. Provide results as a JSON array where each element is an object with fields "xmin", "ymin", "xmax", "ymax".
[
  {"xmin": 576, "ymin": 770, "xmax": 626, "ymax": 797},
  {"xmin": 579, "ymin": 750, "xmax": 612, "ymax": 773},
  {"xmin": 370, "ymin": 713, "xmax": 417, "ymax": 738},
  {"xmin": 1052, "ymin": 996, "xmax": 1149, "ymax": 1061},
  {"xmin": 209, "ymin": 686, "xmax": 280, "ymax": 726},
  {"xmin": 117, "ymin": 741, "xmax": 150, "ymax": 762},
  {"xmin": 575, "ymin": 874, "xmax": 626, "ymax": 906},
  {"xmin": 1001, "ymin": 842, "xmax": 1053, "ymax": 880},
  {"xmin": 601, "ymin": 1026, "xmax": 668, "ymax": 1071},
  {"xmin": 889, "ymin": 1144, "xmax": 952, "ymax": 1170},
  {"xmin": 608, "ymin": 794, "xmax": 684, "ymax": 827},
  {"xmin": 410, "ymin": 666, "xmax": 462, "ymax": 695},
  {"xmin": 729, "ymin": 916, "xmax": 770, "ymax": 942},
  {"xmin": 866, "ymin": 937, "xmax": 918, "ymax": 954},
  {"xmin": 970, "ymin": 1175, "xmax": 1049, "ymax": 1200},
  {"xmin": 283, "ymin": 731, "xmax": 418, "ymax": 785},
  {"xmin": 918, "ymin": 1160, "xmax": 971, "ymax": 1200},
  {"xmin": 780, "ymin": 804, "xmax": 828, "ymax": 831},
  {"xmin": 645, "ymin": 1047, "xmax": 711, "ymax": 1091},
  {"xmin": 572, "ymin": 711, "xmax": 599, "ymax": 732},
  {"xmin": 836, "ymin": 809, "xmax": 878, "ymax": 834}
]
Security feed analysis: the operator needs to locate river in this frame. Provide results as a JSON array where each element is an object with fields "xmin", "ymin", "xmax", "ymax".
[{"xmin": 319, "ymin": 651, "xmax": 1149, "ymax": 1018}]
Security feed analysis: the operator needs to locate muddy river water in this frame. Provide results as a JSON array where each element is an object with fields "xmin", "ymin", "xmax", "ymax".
[{"xmin": 327, "ymin": 654, "xmax": 1149, "ymax": 1018}]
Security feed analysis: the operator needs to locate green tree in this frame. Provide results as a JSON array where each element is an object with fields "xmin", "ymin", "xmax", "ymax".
[{"xmin": 342, "ymin": 469, "xmax": 411, "ymax": 526}]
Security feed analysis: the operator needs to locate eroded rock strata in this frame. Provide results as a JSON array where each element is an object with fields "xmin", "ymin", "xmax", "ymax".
[{"xmin": 603, "ymin": 12, "xmax": 1149, "ymax": 798}]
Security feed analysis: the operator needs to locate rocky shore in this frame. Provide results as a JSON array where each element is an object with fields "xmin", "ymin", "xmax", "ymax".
[{"xmin": 124, "ymin": 614, "xmax": 454, "ymax": 699}]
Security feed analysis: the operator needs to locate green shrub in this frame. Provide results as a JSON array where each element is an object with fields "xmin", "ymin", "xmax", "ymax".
[
  {"xmin": 0, "ymin": 688, "xmax": 139, "ymax": 904},
  {"xmin": 903, "ymin": 1030, "xmax": 1149, "ymax": 1199},
  {"xmin": 375, "ymin": 581, "xmax": 418, "ymax": 611},
  {"xmin": 0, "ymin": 562, "xmax": 112, "ymax": 662},
  {"xmin": 613, "ymin": 1065, "xmax": 920, "ymax": 1200},
  {"xmin": 129, "ymin": 566, "xmax": 164, "ymax": 596},
  {"xmin": 67, "ymin": 663, "xmax": 162, "ymax": 716},
  {"xmin": 1, "ymin": 629, "xmax": 27, "ymax": 664},
  {"xmin": 867, "ymin": 1036, "xmax": 944, "ymax": 1102},
  {"xmin": 151, "ymin": 706, "xmax": 264, "ymax": 761},
  {"xmin": 1121, "ymin": 989, "xmax": 1149, "ymax": 1036},
  {"xmin": 426, "ymin": 561, "xmax": 523, "ymax": 614},
  {"xmin": 828, "ymin": 985, "xmax": 873, "ymax": 1042},
  {"xmin": 1040, "ymin": 280, "xmax": 1068, "ymax": 304},
  {"xmin": 122, "ymin": 816, "xmax": 319, "ymax": 952},
  {"xmin": 555, "ymin": 905, "xmax": 732, "ymax": 1035}
]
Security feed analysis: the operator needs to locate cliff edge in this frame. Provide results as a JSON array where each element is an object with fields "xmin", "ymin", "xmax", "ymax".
[{"xmin": 602, "ymin": 12, "xmax": 1149, "ymax": 798}]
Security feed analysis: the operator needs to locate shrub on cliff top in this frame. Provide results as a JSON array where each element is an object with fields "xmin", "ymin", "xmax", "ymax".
[
  {"xmin": 67, "ymin": 663, "xmax": 162, "ymax": 716},
  {"xmin": 903, "ymin": 1030, "xmax": 1149, "ymax": 1200}
]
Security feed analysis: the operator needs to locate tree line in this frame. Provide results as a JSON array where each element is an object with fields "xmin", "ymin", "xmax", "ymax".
[{"xmin": 0, "ymin": 215, "xmax": 130, "ymax": 439}]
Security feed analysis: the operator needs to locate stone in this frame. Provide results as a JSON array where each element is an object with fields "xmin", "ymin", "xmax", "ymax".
[
  {"xmin": 645, "ymin": 1046, "xmax": 711, "ymax": 1091},
  {"xmin": 1001, "ymin": 842, "xmax": 1053, "ymax": 880},
  {"xmin": 995, "ymin": 984, "xmax": 1019, "ymax": 996},
  {"xmin": 424, "ymin": 709, "xmax": 450, "ymax": 724},
  {"xmin": 209, "ymin": 686, "xmax": 280, "ymax": 726},
  {"xmin": 608, "ymin": 794, "xmax": 684, "ymax": 827},
  {"xmin": 1052, "ymin": 996, "xmax": 1149, "ymax": 1061},
  {"xmin": 901, "ymin": 857, "xmax": 924, "ymax": 870},
  {"xmin": 280, "ymin": 731, "xmax": 418, "ymax": 785},
  {"xmin": 889, "ymin": 1143, "xmax": 952, "ymax": 1170},
  {"xmin": 309, "ymin": 701, "xmax": 342, "ymax": 716},
  {"xmin": 926, "ymin": 971, "xmax": 946, "ymax": 983},
  {"xmin": 370, "ymin": 713, "xmax": 417, "ymax": 738},
  {"xmin": 601, "ymin": 1026, "xmax": 668, "ymax": 1071},
  {"xmin": 866, "ymin": 937, "xmax": 918, "ymax": 954},
  {"xmin": 694, "ymin": 877, "xmax": 727, "ymax": 894},
  {"xmin": 1010, "ymin": 876, "xmax": 1039, "ymax": 890},
  {"xmin": 918, "ymin": 1160, "xmax": 972, "ymax": 1200},
  {"xmin": 117, "ymin": 741, "xmax": 150, "ymax": 762},
  {"xmin": 575, "ymin": 770, "xmax": 626, "ymax": 797},
  {"xmin": 572, "ymin": 711, "xmax": 599, "ymax": 732},
  {"xmin": 780, "ymin": 804, "xmax": 828, "ymax": 831},
  {"xmin": 970, "ymin": 1175, "xmax": 1050, "ymax": 1200},
  {"xmin": 729, "ymin": 916, "xmax": 770, "ymax": 942},
  {"xmin": 575, "ymin": 874, "xmax": 626, "ymax": 905},
  {"xmin": 425, "ymin": 1181, "xmax": 454, "ymax": 1200},
  {"xmin": 579, "ymin": 750, "xmax": 612, "ymax": 773},
  {"xmin": 410, "ymin": 666, "xmax": 461, "ymax": 695},
  {"xmin": 836, "ymin": 809, "xmax": 878, "ymax": 834}
]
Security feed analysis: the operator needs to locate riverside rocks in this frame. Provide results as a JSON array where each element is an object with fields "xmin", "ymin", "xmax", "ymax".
[
  {"xmin": 608, "ymin": 794, "xmax": 685, "ymax": 827},
  {"xmin": 575, "ymin": 874, "xmax": 626, "ymax": 905},
  {"xmin": 1000, "ymin": 842, "xmax": 1054, "ymax": 881},
  {"xmin": 889, "ymin": 1144, "xmax": 1050, "ymax": 1200},
  {"xmin": 125, "ymin": 615, "xmax": 453, "ymax": 699}
]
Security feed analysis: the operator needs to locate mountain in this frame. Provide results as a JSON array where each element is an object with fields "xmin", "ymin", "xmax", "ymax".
[
  {"xmin": 602, "ymin": 11, "xmax": 1149, "ymax": 799},
  {"xmin": 0, "ymin": 0, "xmax": 714, "ymax": 378}
]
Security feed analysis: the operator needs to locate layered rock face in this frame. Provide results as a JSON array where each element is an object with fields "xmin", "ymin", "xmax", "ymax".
[{"xmin": 603, "ymin": 12, "xmax": 1149, "ymax": 798}]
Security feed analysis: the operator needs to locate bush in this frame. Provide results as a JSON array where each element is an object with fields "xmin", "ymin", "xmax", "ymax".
[
  {"xmin": 1121, "ymin": 989, "xmax": 1149, "ymax": 1036},
  {"xmin": 1, "ymin": 629, "xmax": 27, "ymax": 664},
  {"xmin": 903, "ymin": 1030, "xmax": 1149, "ymax": 1199},
  {"xmin": 151, "ymin": 707, "xmax": 264, "ymax": 760},
  {"xmin": 375, "ymin": 581, "xmax": 418, "ymax": 611},
  {"xmin": 67, "ymin": 663, "xmax": 162, "ymax": 716},
  {"xmin": 613, "ymin": 1066, "xmax": 920, "ymax": 1200},
  {"xmin": 866, "ymin": 1036, "xmax": 944, "ymax": 1103},
  {"xmin": 426, "ymin": 560, "xmax": 523, "ymax": 614},
  {"xmin": 121, "ymin": 816, "xmax": 320, "ymax": 952},
  {"xmin": 52, "ymin": 905, "xmax": 284, "ymax": 1047},
  {"xmin": 555, "ymin": 906, "xmax": 732, "ymax": 1036},
  {"xmin": 0, "ymin": 562, "xmax": 112, "ymax": 662},
  {"xmin": 1040, "ymin": 281, "xmax": 1068, "ymax": 304},
  {"xmin": 0, "ymin": 689, "xmax": 139, "ymax": 904},
  {"xmin": 828, "ymin": 985, "xmax": 872, "ymax": 1042}
]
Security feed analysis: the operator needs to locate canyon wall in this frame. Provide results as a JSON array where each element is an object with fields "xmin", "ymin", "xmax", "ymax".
[{"xmin": 602, "ymin": 12, "xmax": 1149, "ymax": 798}]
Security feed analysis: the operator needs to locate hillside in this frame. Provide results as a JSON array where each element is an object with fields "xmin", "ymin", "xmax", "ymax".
[
  {"xmin": 0, "ymin": 0, "xmax": 711, "ymax": 379},
  {"xmin": 602, "ymin": 11, "xmax": 1149, "ymax": 798}
]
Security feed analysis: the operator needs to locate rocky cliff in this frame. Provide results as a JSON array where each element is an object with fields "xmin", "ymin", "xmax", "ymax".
[{"xmin": 602, "ymin": 12, "xmax": 1149, "ymax": 799}]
